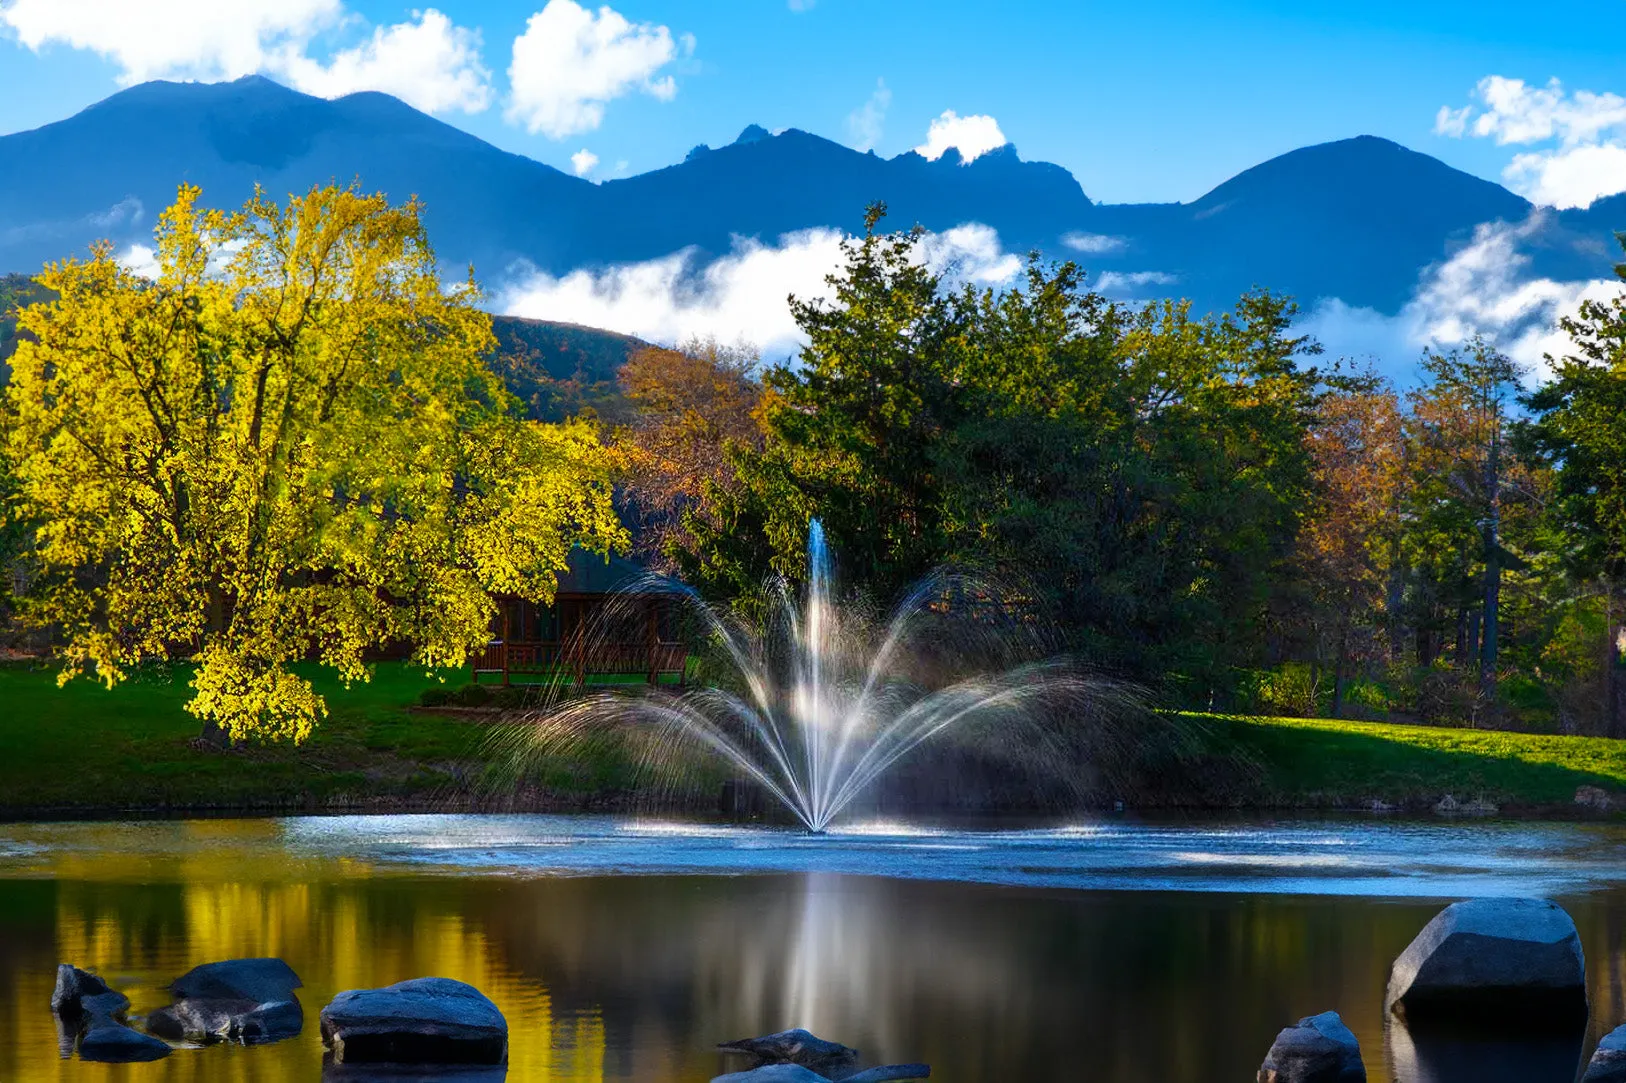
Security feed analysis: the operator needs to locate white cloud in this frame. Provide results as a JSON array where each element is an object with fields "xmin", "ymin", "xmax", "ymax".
[
  {"xmin": 494, "ymin": 223, "xmax": 1024, "ymax": 357},
  {"xmin": 0, "ymin": 0, "xmax": 492, "ymax": 116},
  {"xmin": 505, "ymin": 0, "xmax": 690, "ymax": 139},
  {"xmin": 846, "ymin": 78, "xmax": 890, "ymax": 152},
  {"xmin": 915, "ymin": 110, "xmax": 1007, "ymax": 164},
  {"xmin": 0, "ymin": 0, "xmax": 340, "ymax": 82},
  {"xmin": 116, "ymin": 243, "xmax": 160, "ymax": 279},
  {"xmin": 273, "ymin": 9, "xmax": 490, "ymax": 114},
  {"xmin": 1436, "ymin": 75, "xmax": 1626, "ymax": 209},
  {"xmin": 788, "ymin": 0, "xmax": 816, "ymax": 10},
  {"xmin": 1061, "ymin": 232, "xmax": 1127, "ymax": 255},
  {"xmin": 1303, "ymin": 214, "xmax": 1617, "ymax": 380},
  {"xmin": 1502, "ymin": 143, "xmax": 1626, "ymax": 211},
  {"xmin": 1096, "ymin": 270, "xmax": 1176, "ymax": 297},
  {"xmin": 570, "ymin": 148, "xmax": 599, "ymax": 176}
]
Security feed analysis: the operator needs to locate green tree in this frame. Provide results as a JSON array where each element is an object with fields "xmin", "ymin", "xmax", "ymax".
[
  {"xmin": 681, "ymin": 208, "xmax": 1323, "ymax": 689},
  {"xmin": 1525, "ymin": 239, "xmax": 1626, "ymax": 733},
  {"xmin": 1404, "ymin": 340, "xmax": 1521, "ymax": 693},
  {"xmin": 0, "ymin": 185, "xmax": 624, "ymax": 742}
]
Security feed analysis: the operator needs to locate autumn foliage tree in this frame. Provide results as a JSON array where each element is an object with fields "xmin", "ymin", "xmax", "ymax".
[
  {"xmin": 616, "ymin": 338, "xmax": 762, "ymax": 566},
  {"xmin": 1294, "ymin": 369, "xmax": 1404, "ymax": 715},
  {"xmin": 0, "ymin": 185, "xmax": 623, "ymax": 742}
]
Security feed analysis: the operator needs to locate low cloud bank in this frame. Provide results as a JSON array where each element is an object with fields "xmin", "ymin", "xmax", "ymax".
[
  {"xmin": 494, "ymin": 224, "xmax": 1027, "ymax": 358},
  {"xmin": 1304, "ymin": 214, "xmax": 1618, "ymax": 382},
  {"xmin": 500, "ymin": 214, "xmax": 1620, "ymax": 380}
]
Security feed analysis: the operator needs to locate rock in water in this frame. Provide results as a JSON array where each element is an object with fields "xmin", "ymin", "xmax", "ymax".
[
  {"xmin": 147, "ymin": 957, "xmax": 304, "ymax": 1044},
  {"xmin": 845, "ymin": 1067, "xmax": 931, "ymax": 1082},
  {"xmin": 320, "ymin": 977, "xmax": 508, "ymax": 1065},
  {"xmin": 50, "ymin": 964, "xmax": 126, "ymax": 1016},
  {"xmin": 1585, "ymin": 1025, "xmax": 1626, "ymax": 1082},
  {"xmin": 1256, "ymin": 1011, "xmax": 1365, "ymax": 1083},
  {"xmin": 718, "ymin": 1029, "xmax": 860, "ymax": 1075},
  {"xmin": 169, "ymin": 957, "xmax": 302, "ymax": 1002},
  {"xmin": 714, "ymin": 1068, "xmax": 835, "ymax": 1083},
  {"xmin": 79, "ymin": 1021, "xmax": 172, "ymax": 1063},
  {"xmin": 1385, "ymin": 898, "xmax": 1587, "ymax": 1024},
  {"xmin": 49, "ymin": 963, "xmax": 171, "ymax": 1062}
]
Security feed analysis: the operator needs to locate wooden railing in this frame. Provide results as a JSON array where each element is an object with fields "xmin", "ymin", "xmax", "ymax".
[{"xmin": 472, "ymin": 640, "xmax": 687, "ymax": 684}]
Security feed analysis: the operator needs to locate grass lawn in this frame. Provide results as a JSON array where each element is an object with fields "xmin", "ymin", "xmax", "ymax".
[
  {"xmin": 1194, "ymin": 712, "xmax": 1626, "ymax": 809},
  {"xmin": 4, "ymin": 659, "xmax": 1626, "ymax": 816},
  {"xmin": 0, "ymin": 660, "xmax": 637, "ymax": 814}
]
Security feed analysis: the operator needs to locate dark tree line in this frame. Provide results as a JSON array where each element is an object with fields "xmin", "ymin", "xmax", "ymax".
[{"xmin": 615, "ymin": 210, "xmax": 1626, "ymax": 733}]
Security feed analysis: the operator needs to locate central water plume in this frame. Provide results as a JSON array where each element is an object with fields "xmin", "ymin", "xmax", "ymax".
[{"xmin": 505, "ymin": 521, "xmax": 1153, "ymax": 833}]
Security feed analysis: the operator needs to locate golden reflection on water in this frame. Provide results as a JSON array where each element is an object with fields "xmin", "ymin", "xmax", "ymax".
[
  {"xmin": 4, "ymin": 818, "xmax": 1626, "ymax": 1083},
  {"xmin": 0, "ymin": 820, "xmax": 628, "ymax": 1083}
]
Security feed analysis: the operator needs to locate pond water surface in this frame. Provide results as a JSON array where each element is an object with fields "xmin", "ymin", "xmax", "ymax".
[{"xmin": 3, "ymin": 815, "xmax": 1626, "ymax": 1082}]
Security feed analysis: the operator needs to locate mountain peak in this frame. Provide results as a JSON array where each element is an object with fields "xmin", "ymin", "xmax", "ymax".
[{"xmin": 734, "ymin": 124, "xmax": 772, "ymax": 145}]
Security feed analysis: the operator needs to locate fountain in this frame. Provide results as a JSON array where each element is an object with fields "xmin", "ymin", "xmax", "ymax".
[{"xmin": 506, "ymin": 521, "xmax": 1151, "ymax": 833}]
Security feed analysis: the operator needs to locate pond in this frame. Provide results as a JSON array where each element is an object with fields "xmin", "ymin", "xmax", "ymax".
[{"xmin": 3, "ymin": 814, "xmax": 1626, "ymax": 1082}]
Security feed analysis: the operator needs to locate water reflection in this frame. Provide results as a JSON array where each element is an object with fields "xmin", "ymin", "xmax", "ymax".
[
  {"xmin": 3, "ymin": 818, "xmax": 1626, "ymax": 1081},
  {"xmin": 1387, "ymin": 1016, "xmax": 1585, "ymax": 1083}
]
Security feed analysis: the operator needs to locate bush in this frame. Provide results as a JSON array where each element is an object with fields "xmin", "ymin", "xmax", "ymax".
[{"xmin": 1254, "ymin": 662, "xmax": 1323, "ymax": 717}]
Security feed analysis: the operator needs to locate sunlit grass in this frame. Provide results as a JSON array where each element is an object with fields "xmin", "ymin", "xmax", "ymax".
[{"xmin": 1190, "ymin": 712, "xmax": 1626, "ymax": 807}]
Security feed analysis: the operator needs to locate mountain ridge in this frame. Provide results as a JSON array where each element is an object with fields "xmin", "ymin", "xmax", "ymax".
[{"xmin": 0, "ymin": 76, "xmax": 1617, "ymax": 319}]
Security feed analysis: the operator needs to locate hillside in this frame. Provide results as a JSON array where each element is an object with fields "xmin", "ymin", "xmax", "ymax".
[{"xmin": 0, "ymin": 281, "xmax": 643, "ymax": 422}]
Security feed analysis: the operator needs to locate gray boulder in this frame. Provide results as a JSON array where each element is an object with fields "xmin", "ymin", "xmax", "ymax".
[
  {"xmin": 79, "ymin": 1020, "xmax": 172, "ymax": 1063},
  {"xmin": 78, "ymin": 986, "xmax": 170, "ymax": 1063},
  {"xmin": 1257, "ymin": 1011, "xmax": 1365, "ymax": 1083},
  {"xmin": 1584, "ymin": 1024, "xmax": 1626, "ymax": 1082},
  {"xmin": 320, "ymin": 977, "xmax": 508, "ymax": 1065},
  {"xmin": 714, "ymin": 1068, "xmax": 833, "ymax": 1083},
  {"xmin": 1386, "ymin": 898, "xmax": 1587, "ymax": 1023},
  {"xmin": 845, "ymin": 1068, "xmax": 930, "ymax": 1082},
  {"xmin": 49, "ymin": 963, "xmax": 171, "ymax": 1062},
  {"xmin": 147, "ymin": 957, "xmax": 304, "ymax": 1044},
  {"xmin": 169, "ymin": 957, "xmax": 302, "ymax": 1002},
  {"xmin": 50, "ymin": 964, "xmax": 126, "ymax": 1016},
  {"xmin": 712, "ymin": 1066, "xmax": 930, "ymax": 1083},
  {"xmin": 718, "ymin": 1029, "xmax": 859, "ymax": 1076}
]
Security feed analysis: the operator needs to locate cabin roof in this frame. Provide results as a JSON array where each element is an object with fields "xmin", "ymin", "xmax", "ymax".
[{"xmin": 556, "ymin": 548, "xmax": 678, "ymax": 596}]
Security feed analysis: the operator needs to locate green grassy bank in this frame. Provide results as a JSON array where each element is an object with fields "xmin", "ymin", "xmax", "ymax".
[
  {"xmin": 0, "ymin": 661, "xmax": 638, "ymax": 816},
  {"xmin": 1, "ymin": 662, "xmax": 1625, "ymax": 817},
  {"xmin": 1192, "ymin": 712, "xmax": 1626, "ymax": 811}
]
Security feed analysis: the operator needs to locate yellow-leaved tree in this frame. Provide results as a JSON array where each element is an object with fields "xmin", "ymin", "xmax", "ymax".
[{"xmin": 1, "ymin": 184, "xmax": 625, "ymax": 742}]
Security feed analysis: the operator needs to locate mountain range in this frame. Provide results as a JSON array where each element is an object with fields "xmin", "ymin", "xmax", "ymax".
[{"xmin": 1, "ymin": 75, "xmax": 1621, "ymax": 325}]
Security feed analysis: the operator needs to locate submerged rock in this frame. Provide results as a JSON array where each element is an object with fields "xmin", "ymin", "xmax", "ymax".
[
  {"xmin": 1257, "ymin": 1011, "xmax": 1365, "ymax": 1083},
  {"xmin": 718, "ymin": 1029, "xmax": 859, "ymax": 1075},
  {"xmin": 50, "ymin": 964, "xmax": 126, "ymax": 1016},
  {"xmin": 714, "ymin": 1068, "xmax": 834, "ymax": 1083},
  {"xmin": 1584, "ymin": 1024, "xmax": 1626, "ymax": 1082},
  {"xmin": 712, "ymin": 1065, "xmax": 930, "ymax": 1083},
  {"xmin": 79, "ymin": 1020, "xmax": 172, "ymax": 1063},
  {"xmin": 148, "ymin": 957, "xmax": 304, "ymax": 1044},
  {"xmin": 1386, "ymin": 898, "xmax": 1587, "ymax": 1024},
  {"xmin": 321, "ymin": 977, "xmax": 508, "ymax": 1065},
  {"xmin": 50, "ymin": 962, "xmax": 171, "ymax": 1062}
]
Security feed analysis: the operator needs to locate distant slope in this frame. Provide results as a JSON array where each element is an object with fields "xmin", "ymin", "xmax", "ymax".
[
  {"xmin": 490, "ymin": 316, "xmax": 648, "ymax": 423},
  {"xmin": 0, "ymin": 283, "xmax": 642, "ymax": 423},
  {"xmin": 2, "ymin": 77, "xmax": 1622, "ymax": 322},
  {"xmin": 0, "ymin": 274, "xmax": 49, "ymax": 377}
]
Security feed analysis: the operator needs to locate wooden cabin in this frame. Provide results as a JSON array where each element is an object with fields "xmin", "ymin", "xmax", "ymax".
[{"xmin": 470, "ymin": 551, "xmax": 687, "ymax": 686}]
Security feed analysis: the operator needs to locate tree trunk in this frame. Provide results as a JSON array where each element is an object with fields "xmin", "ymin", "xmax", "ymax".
[
  {"xmin": 1480, "ymin": 427, "xmax": 1502, "ymax": 696},
  {"xmin": 1331, "ymin": 612, "xmax": 1350, "ymax": 719},
  {"xmin": 1610, "ymin": 585, "xmax": 1626, "ymax": 739}
]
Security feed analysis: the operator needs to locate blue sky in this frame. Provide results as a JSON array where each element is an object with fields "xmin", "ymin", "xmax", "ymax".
[{"xmin": 1, "ymin": 0, "xmax": 1622, "ymax": 204}]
